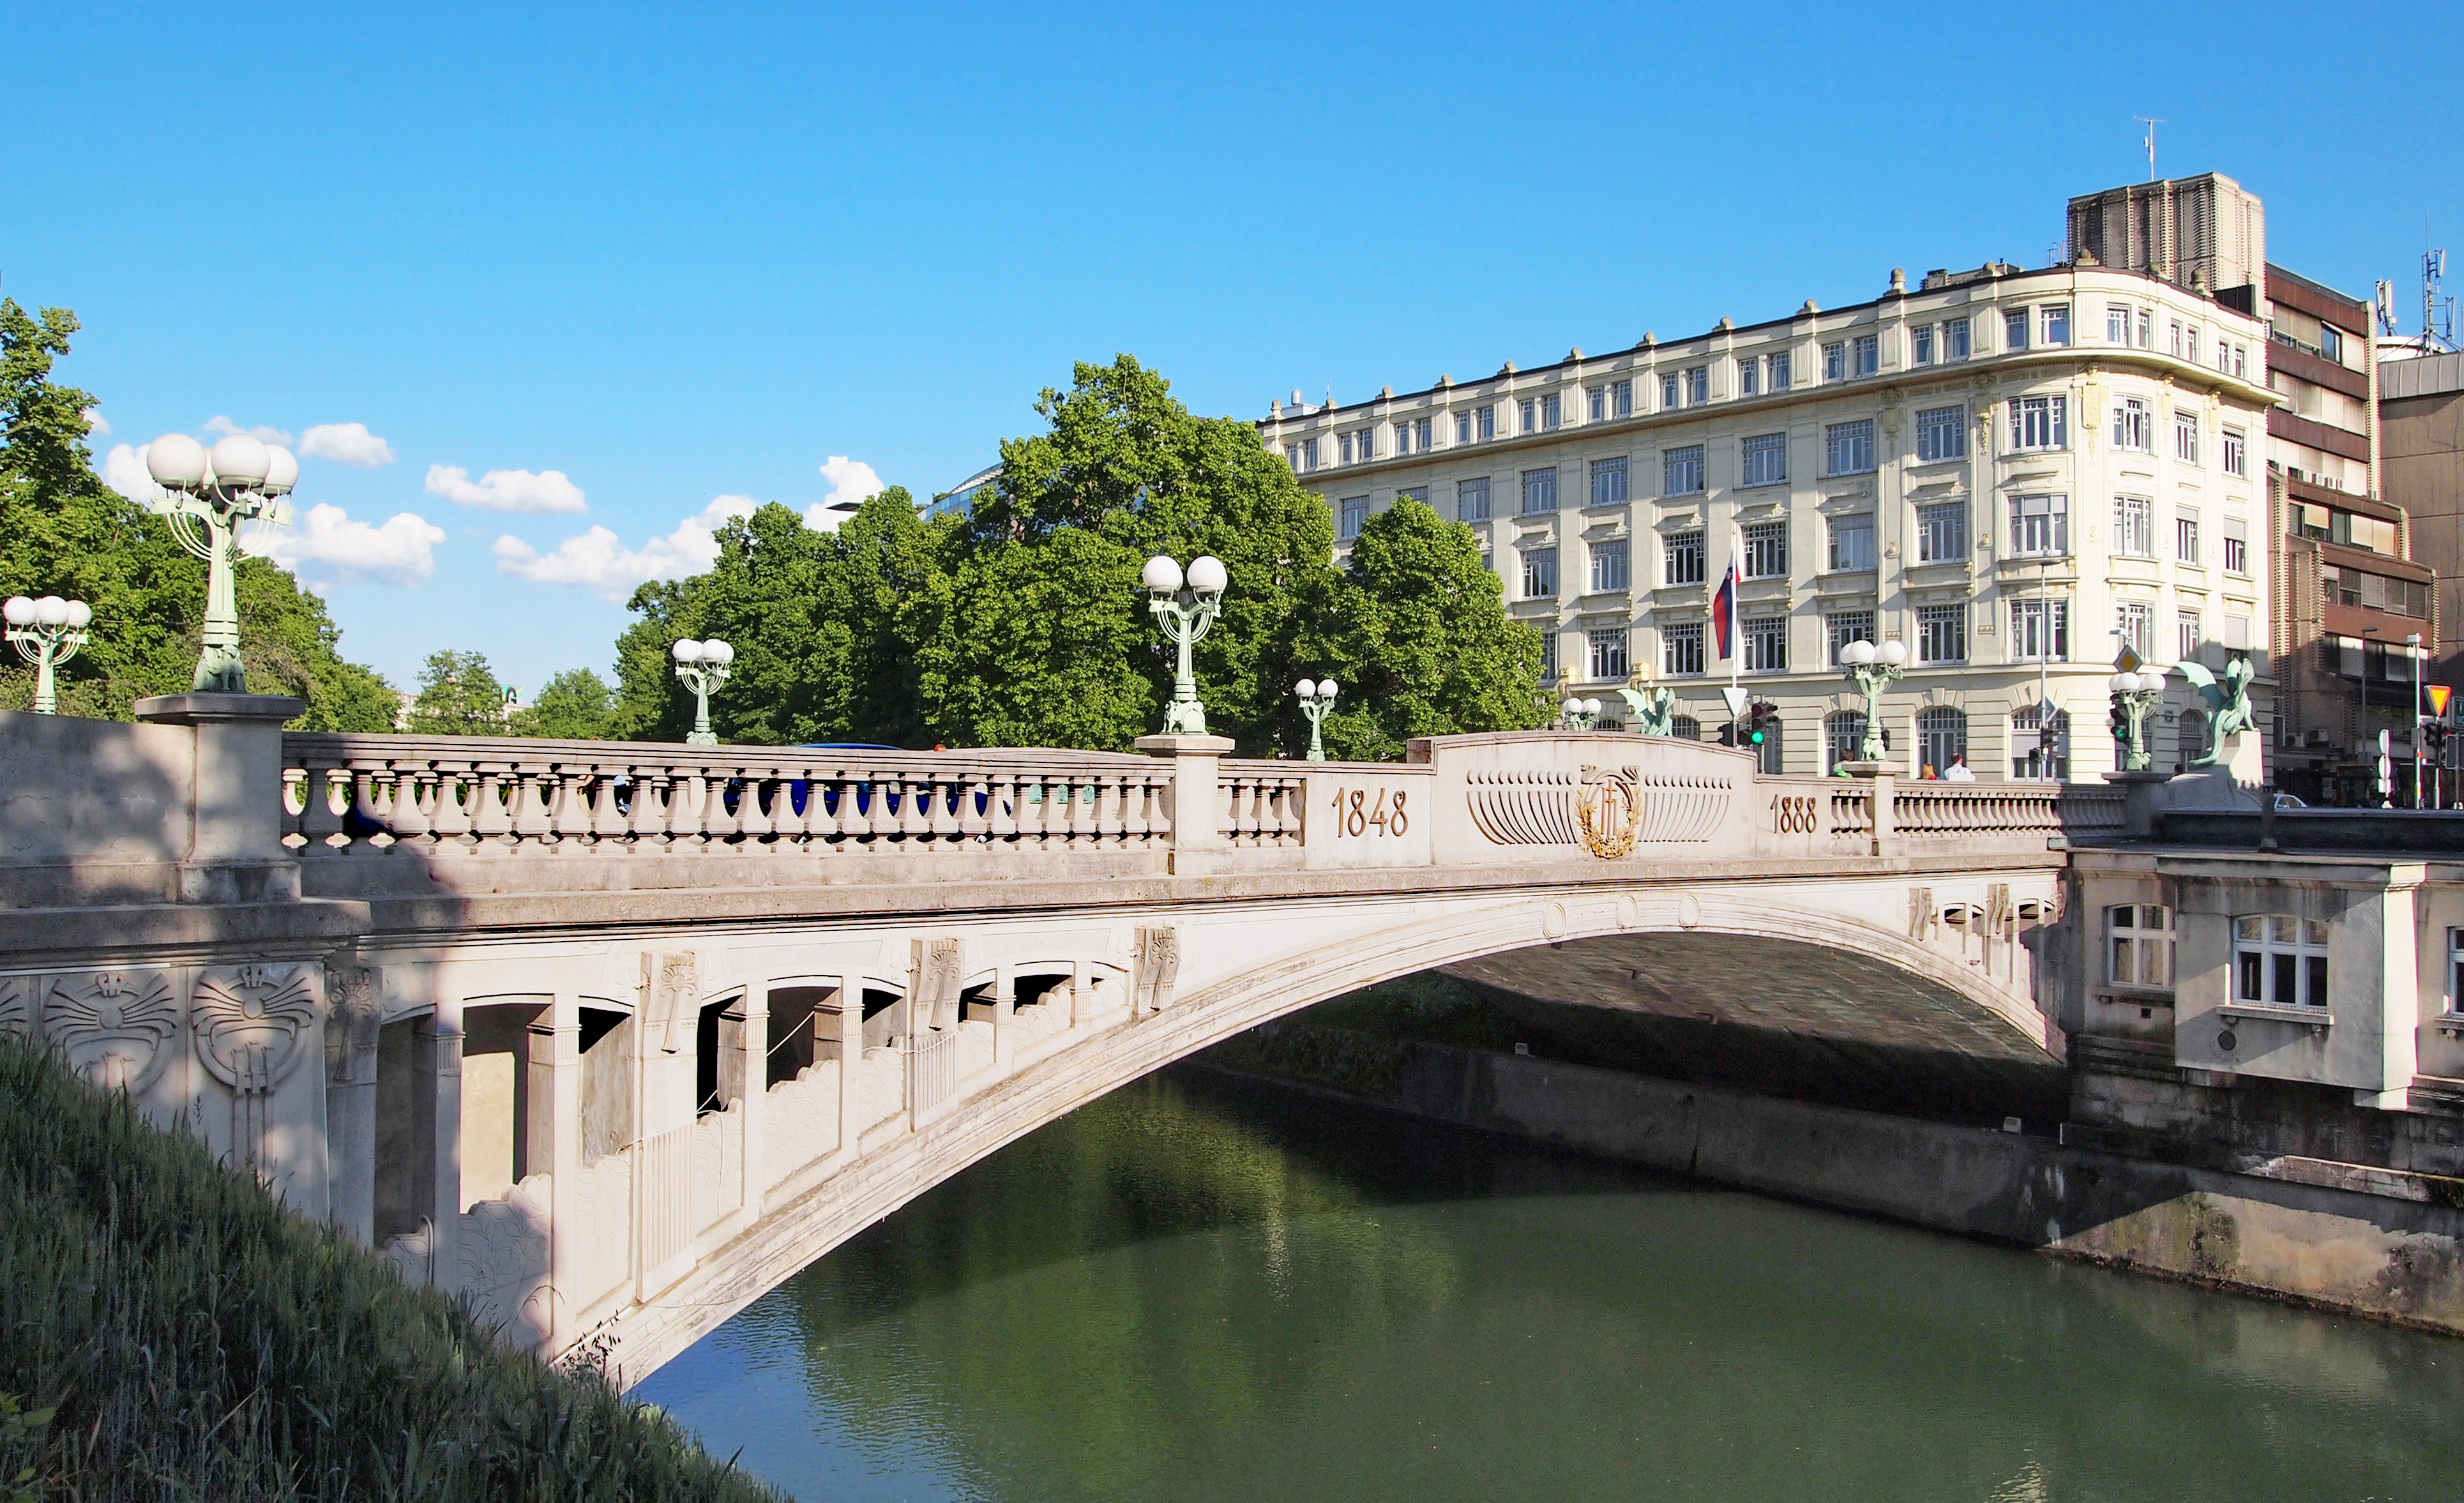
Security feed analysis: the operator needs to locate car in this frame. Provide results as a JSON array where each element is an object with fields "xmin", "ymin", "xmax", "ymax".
[{"xmin": 2271, "ymin": 792, "xmax": 2308, "ymax": 811}]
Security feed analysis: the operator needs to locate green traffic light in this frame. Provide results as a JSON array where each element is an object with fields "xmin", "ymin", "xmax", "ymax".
[{"xmin": 1749, "ymin": 730, "xmax": 1765, "ymax": 744}]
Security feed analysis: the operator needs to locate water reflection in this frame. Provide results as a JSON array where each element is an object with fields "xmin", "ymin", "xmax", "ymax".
[{"xmin": 642, "ymin": 1070, "xmax": 2464, "ymax": 1502}]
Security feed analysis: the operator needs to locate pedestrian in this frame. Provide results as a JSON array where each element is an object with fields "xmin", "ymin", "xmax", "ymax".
[{"xmin": 1943, "ymin": 755, "xmax": 1976, "ymax": 782}]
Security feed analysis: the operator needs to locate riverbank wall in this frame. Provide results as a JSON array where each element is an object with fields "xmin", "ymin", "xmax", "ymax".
[{"xmin": 1194, "ymin": 1027, "xmax": 2464, "ymax": 1334}]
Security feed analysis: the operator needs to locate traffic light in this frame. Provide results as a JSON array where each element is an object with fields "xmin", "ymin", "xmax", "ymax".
[{"xmin": 1746, "ymin": 701, "xmax": 1780, "ymax": 746}]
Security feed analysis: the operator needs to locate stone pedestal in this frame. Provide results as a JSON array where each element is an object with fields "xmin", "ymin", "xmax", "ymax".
[
  {"xmin": 1135, "ymin": 734, "xmax": 1235, "ymax": 872},
  {"xmin": 1836, "ymin": 763, "xmax": 1897, "ymax": 856},
  {"xmin": 133, "ymin": 692, "xmax": 305, "ymax": 902},
  {"xmin": 2103, "ymin": 769, "xmax": 2173, "ymax": 839}
]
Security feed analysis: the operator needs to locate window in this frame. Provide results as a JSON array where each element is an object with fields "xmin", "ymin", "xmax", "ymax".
[
  {"xmin": 2009, "ymin": 395, "xmax": 2067, "ymax": 450},
  {"xmin": 2106, "ymin": 904, "xmax": 2173, "ymax": 986},
  {"xmin": 1684, "ymin": 367, "xmax": 1708, "ymax": 406},
  {"xmin": 1769, "ymin": 352, "xmax": 1792, "ymax": 391},
  {"xmin": 1916, "ymin": 603, "xmax": 1966, "ymax": 663},
  {"xmin": 1827, "ymin": 711, "xmax": 1870, "ymax": 770},
  {"xmin": 2175, "ymin": 509, "xmax": 2200, "ymax": 566},
  {"xmin": 1741, "ymin": 433, "xmax": 1788, "ymax": 488},
  {"xmin": 2186, "ymin": 326, "xmax": 2199, "ymax": 362},
  {"xmin": 2223, "ymin": 427, "xmax": 2246, "ymax": 478},
  {"xmin": 1827, "ymin": 515, "xmax": 1875, "ymax": 572},
  {"xmin": 2009, "ymin": 598, "xmax": 2069, "ymax": 661},
  {"xmin": 2177, "ymin": 609, "xmax": 2201, "ymax": 661},
  {"xmin": 1457, "ymin": 477, "xmax": 1491, "ymax": 522},
  {"xmin": 2106, "ymin": 305, "xmax": 2132, "ymax": 344},
  {"xmin": 2116, "ymin": 601, "xmax": 2153, "ymax": 656},
  {"xmin": 1589, "ymin": 538, "xmax": 1631, "ymax": 593},
  {"xmin": 2233, "ymin": 345, "xmax": 2248, "ymax": 379},
  {"xmin": 2320, "ymin": 325, "xmax": 2345, "ymax": 363},
  {"xmin": 1590, "ymin": 457, "xmax": 1629, "ymax": 506},
  {"xmin": 1520, "ymin": 547, "xmax": 1558, "ymax": 599},
  {"xmin": 1660, "ymin": 372, "xmax": 1680, "ymax": 410},
  {"xmin": 2004, "ymin": 308, "xmax": 2029, "ymax": 351},
  {"xmin": 1853, "ymin": 335, "xmax": 1878, "ymax": 376},
  {"xmin": 1916, "ymin": 502, "xmax": 1968, "ymax": 563},
  {"xmin": 1670, "ymin": 714, "xmax": 1701, "ymax": 740},
  {"xmin": 1539, "ymin": 631, "xmax": 1557, "ymax": 681},
  {"xmin": 1663, "ymin": 444, "xmax": 1705, "ymax": 495},
  {"xmin": 2169, "ymin": 320, "xmax": 2183, "ymax": 358},
  {"xmin": 1396, "ymin": 417, "xmax": 1432, "ymax": 455},
  {"xmin": 2449, "ymin": 930, "xmax": 2464, "ymax": 1016},
  {"xmin": 1743, "ymin": 616, "xmax": 1787, "ymax": 673},
  {"xmin": 1917, "ymin": 706, "xmax": 1967, "ymax": 774},
  {"xmin": 2216, "ymin": 337, "xmax": 2232, "ymax": 372},
  {"xmin": 1944, "ymin": 318, "xmax": 1970, "ymax": 359},
  {"xmin": 1519, "ymin": 393, "xmax": 1562, "ymax": 434},
  {"xmin": 1665, "ymin": 530, "xmax": 1706, "ymax": 586},
  {"xmin": 1454, "ymin": 408, "xmax": 1487, "ymax": 445},
  {"xmin": 2223, "ymin": 517, "xmax": 2249, "ymax": 575},
  {"xmin": 1912, "ymin": 324, "xmax": 1935, "ymax": 366},
  {"xmin": 2013, "ymin": 705, "xmax": 2070, "ymax": 780},
  {"xmin": 2113, "ymin": 397, "xmax": 2152, "ymax": 451},
  {"xmin": 1741, "ymin": 522, "xmax": 1788, "ymax": 579},
  {"xmin": 1520, "ymin": 467, "xmax": 1559, "ymax": 515},
  {"xmin": 1614, "ymin": 379, "xmax": 1633, "ymax": 416},
  {"xmin": 1823, "ymin": 342, "xmax": 1846, "ymax": 381},
  {"xmin": 1826, "ymin": 419, "xmax": 1875, "ymax": 476},
  {"xmin": 1737, "ymin": 357, "xmax": 1760, "ymax": 397},
  {"xmin": 1663, "ymin": 621, "xmax": 1705, "ymax": 676},
  {"xmin": 1588, "ymin": 386, "xmax": 1606, "ymax": 423},
  {"xmin": 1286, "ymin": 437, "xmax": 1319, "ymax": 472},
  {"xmin": 2113, "ymin": 495, "xmax": 2153, "ymax": 557},
  {"xmin": 2009, "ymin": 492, "xmax": 2068, "ymax": 555},
  {"xmin": 1339, "ymin": 496, "xmax": 1369, "ymax": 540},
  {"xmin": 2174, "ymin": 409, "xmax": 2200, "ymax": 465},
  {"xmin": 2234, "ymin": 916, "xmax": 2329, "ymax": 1009},
  {"xmin": 1588, "ymin": 628, "xmax": 1629, "ymax": 680},
  {"xmin": 2041, "ymin": 305, "xmax": 2070, "ymax": 346},
  {"xmin": 2135, "ymin": 308, "xmax": 2151, "ymax": 347},
  {"xmin": 1826, "ymin": 610, "xmax": 1875, "ymax": 664},
  {"xmin": 1916, "ymin": 404, "xmax": 1967, "ymax": 462},
  {"xmin": 1342, "ymin": 430, "xmax": 1375, "ymax": 464}
]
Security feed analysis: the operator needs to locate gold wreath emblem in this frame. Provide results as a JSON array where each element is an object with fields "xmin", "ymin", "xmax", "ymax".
[{"xmin": 1575, "ymin": 781, "xmax": 1641, "ymax": 859}]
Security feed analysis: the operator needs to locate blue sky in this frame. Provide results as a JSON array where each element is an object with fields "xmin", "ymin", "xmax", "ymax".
[{"xmin": 5, "ymin": 3, "xmax": 2458, "ymax": 695}]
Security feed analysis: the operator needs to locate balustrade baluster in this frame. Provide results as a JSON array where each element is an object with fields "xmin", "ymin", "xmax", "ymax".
[
  {"xmin": 347, "ymin": 769, "xmax": 389, "ymax": 849},
  {"xmin": 985, "ymin": 774, "xmax": 1019, "ymax": 842},
  {"xmin": 467, "ymin": 767, "xmax": 515, "ymax": 847},
  {"xmin": 588, "ymin": 769, "xmax": 628, "ymax": 841},
  {"xmin": 768, "ymin": 769, "xmax": 810, "ymax": 843},
  {"xmin": 387, "ymin": 762, "xmax": 435, "ymax": 846},
  {"xmin": 295, "ymin": 762, "xmax": 348, "ymax": 852},
  {"xmin": 428, "ymin": 765, "xmax": 477, "ymax": 847},
  {"xmin": 547, "ymin": 772, "xmax": 594, "ymax": 848},
  {"xmin": 1087, "ymin": 774, "xmax": 1118, "ymax": 844},
  {"xmin": 697, "ymin": 773, "xmax": 739, "ymax": 845},
  {"xmin": 732, "ymin": 769, "xmax": 773, "ymax": 842}
]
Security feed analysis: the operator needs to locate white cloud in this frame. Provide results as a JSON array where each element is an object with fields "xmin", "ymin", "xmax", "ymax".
[
  {"xmin": 424, "ymin": 463, "xmax": 587, "ymax": 514},
  {"xmin": 299, "ymin": 422, "xmax": 397, "ymax": 467},
  {"xmin": 244, "ymin": 503, "xmax": 446, "ymax": 588},
  {"xmin": 493, "ymin": 495, "xmax": 757, "ymax": 601},
  {"xmin": 84, "ymin": 409, "xmax": 109, "ymax": 437},
  {"xmin": 103, "ymin": 442, "xmax": 163, "ymax": 503},
  {"xmin": 802, "ymin": 455, "xmax": 886, "ymax": 531},
  {"xmin": 204, "ymin": 414, "xmax": 295, "ymax": 446}
]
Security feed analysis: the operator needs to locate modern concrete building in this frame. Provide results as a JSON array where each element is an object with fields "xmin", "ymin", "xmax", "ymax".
[
  {"xmin": 2378, "ymin": 351, "xmax": 2463, "ymax": 693},
  {"xmin": 1262, "ymin": 193, "xmax": 2278, "ymax": 782}
]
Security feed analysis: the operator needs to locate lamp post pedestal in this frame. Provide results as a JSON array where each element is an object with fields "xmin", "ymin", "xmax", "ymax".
[
  {"xmin": 1135, "ymin": 733, "xmax": 1236, "ymax": 872},
  {"xmin": 135, "ymin": 692, "xmax": 306, "ymax": 903},
  {"xmin": 2103, "ymin": 768, "xmax": 2173, "ymax": 840}
]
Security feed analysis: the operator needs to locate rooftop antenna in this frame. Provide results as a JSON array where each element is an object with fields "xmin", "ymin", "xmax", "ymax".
[
  {"xmin": 2134, "ymin": 116, "xmax": 2165, "ymax": 182},
  {"xmin": 2377, "ymin": 280, "xmax": 2398, "ymax": 337},
  {"xmin": 2426, "ymin": 244, "xmax": 2450, "ymax": 352}
]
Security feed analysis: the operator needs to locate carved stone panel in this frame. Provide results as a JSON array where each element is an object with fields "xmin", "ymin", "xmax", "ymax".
[
  {"xmin": 642, "ymin": 951, "xmax": 700, "ymax": 1055},
  {"xmin": 911, "ymin": 936, "xmax": 965, "ymax": 1033},
  {"xmin": 1133, "ymin": 926, "xmax": 1182, "ymax": 1015},
  {"xmin": 0, "ymin": 976, "xmax": 31, "ymax": 1041},
  {"xmin": 193, "ymin": 962, "xmax": 323, "ymax": 1167},
  {"xmin": 45, "ymin": 969, "xmax": 179, "ymax": 1093}
]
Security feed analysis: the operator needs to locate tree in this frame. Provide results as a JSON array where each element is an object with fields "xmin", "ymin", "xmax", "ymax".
[
  {"xmin": 405, "ymin": 650, "xmax": 506, "ymax": 735},
  {"xmin": 511, "ymin": 668, "xmax": 617, "ymax": 740},
  {"xmin": 1317, "ymin": 498, "xmax": 1548, "ymax": 760},
  {"xmin": 0, "ymin": 298, "xmax": 397, "ymax": 726}
]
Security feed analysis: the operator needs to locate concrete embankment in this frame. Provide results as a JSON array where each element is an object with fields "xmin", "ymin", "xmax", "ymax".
[{"xmin": 1196, "ymin": 1031, "xmax": 2464, "ymax": 1334}]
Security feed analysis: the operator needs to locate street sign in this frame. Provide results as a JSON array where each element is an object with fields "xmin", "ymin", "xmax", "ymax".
[
  {"xmin": 2113, "ymin": 646, "xmax": 2143, "ymax": 674},
  {"xmin": 1721, "ymin": 685, "xmax": 1750, "ymax": 720},
  {"xmin": 2429, "ymin": 684, "xmax": 2453, "ymax": 719}
]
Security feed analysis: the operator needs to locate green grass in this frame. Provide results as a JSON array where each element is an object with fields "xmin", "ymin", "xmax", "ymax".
[{"xmin": 0, "ymin": 1036, "xmax": 787, "ymax": 1501}]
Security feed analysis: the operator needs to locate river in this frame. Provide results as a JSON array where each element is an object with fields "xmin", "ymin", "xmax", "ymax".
[{"xmin": 639, "ymin": 1068, "xmax": 2464, "ymax": 1502}]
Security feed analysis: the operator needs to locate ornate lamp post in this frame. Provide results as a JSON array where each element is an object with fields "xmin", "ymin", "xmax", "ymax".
[
  {"xmin": 1837, "ymin": 638, "xmax": 1907, "ymax": 764},
  {"xmin": 2108, "ymin": 668, "xmax": 2165, "ymax": 772},
  {"xmin": 143, "ymin": 433, "xmax": 296, "ymax": 693},
  {"xmin": 1294, "ymin": 676, "xmax": 1338, "ymax": 761},
  {"xmin": 1142, "ymin": 554, "xmax": 1227, "ymax": 736},
  {"xmin": 4, "ymin": 594, "xmax": 93, "ymax": 713},
  {"xmin": 672, "ymin": 637, "xmax": 734, "ymax": 745},
  {"xmin": 1560, "ymin": 695, "xmax": 1603, "ymax": 731}
]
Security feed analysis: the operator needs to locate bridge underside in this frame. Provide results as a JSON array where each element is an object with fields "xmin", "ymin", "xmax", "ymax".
[{"xmin": 1441, "ymin": 932, "xmax": 2065, "ymax": 1126}]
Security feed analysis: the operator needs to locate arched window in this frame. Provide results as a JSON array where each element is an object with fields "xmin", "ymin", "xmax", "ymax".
[
  {"xmin": 1670, "ymin": 715, "xmax": 1700, "ymax": 741},
  {"xmin": 2011, "ymin": 706, "xmax": 2070, "ymax": 780},
  {"xmin": 1825, "ymin": 711, "xmax": 1870, "ymax": 770},
  {"xmin": 1917, "ymin": 706, "xmax": 1968, "ymax": 776},
  {"xmin": 2176, "ymin": 708, "xmax": 2209, "ymax": 771}
]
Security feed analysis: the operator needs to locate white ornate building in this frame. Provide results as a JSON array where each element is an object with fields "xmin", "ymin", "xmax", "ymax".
[{"xmin": 1262, "ymin": 240, "xmax": 2280, "ymax": 781}]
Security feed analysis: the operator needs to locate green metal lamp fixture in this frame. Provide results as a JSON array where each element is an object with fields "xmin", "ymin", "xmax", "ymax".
[
  {"xmin": 1143, "ymin": 553, "xmax": 1226, "ymax": 736},
  {"xmin": 1838, "ymin": 638, "xmax": 1907, "ymax": 763},
  {"xmin": 1295, "ymin": 676, "xmax": 1338, "ymax": 761},
  {"xmin": 4, "ymin": 594, "xmax": 92, "ymax": 713},
  {"xmin": 2108, "ymin": 669, "xmax": 2166, "ymax": 772},
  {"xmin": 144, "ymin": 432, "xmax": 295, "ymax": 693},
  {"xmin": 673, "ymin": 637, "xmax": 734, "ymax": 745}
]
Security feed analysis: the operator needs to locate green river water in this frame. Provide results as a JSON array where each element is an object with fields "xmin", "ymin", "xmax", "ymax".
[{"xmin": 637, "ymin": 1069, "xmax": 2464, "ymax": 1502}]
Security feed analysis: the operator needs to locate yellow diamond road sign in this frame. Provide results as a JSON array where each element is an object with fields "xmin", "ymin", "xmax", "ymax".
[{"xmin": 2113, "ymin": 646, "xmax": 2143, "ymax": 674}]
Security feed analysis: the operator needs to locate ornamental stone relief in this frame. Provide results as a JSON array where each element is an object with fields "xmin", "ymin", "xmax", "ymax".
[
  {"xmin": 193, "ymin": 962, "xmax": 322, "ymax": 1167},
  {"xmin": 45, "ymin": 969, "xmax": 179, "ymax": 1092}
]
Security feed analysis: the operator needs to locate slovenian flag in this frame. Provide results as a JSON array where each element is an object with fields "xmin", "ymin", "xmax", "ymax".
[{"xmin": 1712, "ymin": 541, "xmax": 1742, "ymax": 660}]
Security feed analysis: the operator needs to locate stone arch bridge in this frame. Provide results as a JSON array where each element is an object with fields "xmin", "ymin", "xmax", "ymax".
[{"xmin": 0, "ymin": 701, "xmax": 2114, "ymax": 1384}]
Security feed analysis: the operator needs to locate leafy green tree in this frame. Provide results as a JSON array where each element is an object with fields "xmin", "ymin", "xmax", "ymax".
[
  {"xmin": 405, "ymin": 649, "xmax": 506, "ymax": 735},
  {"xmin": 511, "ymin": 667, "xmax": 617, "ymax": 739},
  {"xmin": 1317, "ymin": 498, "xmax": 1548, "ymax": 760},
  {"xmin": 0, "ymin": 298, "xmax": 396, "ymax": 726}
]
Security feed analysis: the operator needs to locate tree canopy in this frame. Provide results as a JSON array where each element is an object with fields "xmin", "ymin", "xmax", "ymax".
[
  {"xmin": 0, "ymin": 299, "xmax": 397, "ymax": 727},
  {"xmin": 608, "ymin": 356, "xmax": 1547, "ymax": 757}
]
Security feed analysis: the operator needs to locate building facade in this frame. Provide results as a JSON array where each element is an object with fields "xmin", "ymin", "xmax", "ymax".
[
  {"xmin": 2378, "ymin": 351, "xmax": 2463, "ymax": 691},
  {"xmin": 1264, "ymin": 245, "xmax": 2277, "ymax": 782}
]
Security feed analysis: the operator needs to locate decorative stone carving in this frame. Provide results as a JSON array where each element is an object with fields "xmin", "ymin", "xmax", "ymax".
[
  {"xmin": 0, "ymin": 976, "xmax": 31, "ymax": 1041},
  {"xmin": 642, "ymin": 951, "xmax": 699, "ymax": 1054},
  {"xmin": 1468, "ymin": 768, "xmax": 1729, "ymax": 849},
  {"xmin": 911, "ymin": 935, "xmax": 966, "ymax": 1033},
  {"xmin": 1907, "ymin": 886, "xmax": 1938, "ymax": 943},
  {"xmin": 324, "ymin": 963, "xmax": 384, "ymax": 1080},
  {"xmin": 193, "ymin": 962, "xmax": 322, "ymax": 1167},
  {"xmin": 458, "ymin": 1172, "xmax": 554, "ymax": 1346},
  {"xmin": 1575, "ymin": 765, "xmax": 1642, "ymax": 859},
  {"xmin": 45, "ymin": 969, "xmax": 179, "ymax": 1092},
  {"xmin": 1132, "ymin": 926, "xmax": 1181, "ymax": 1015}
]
